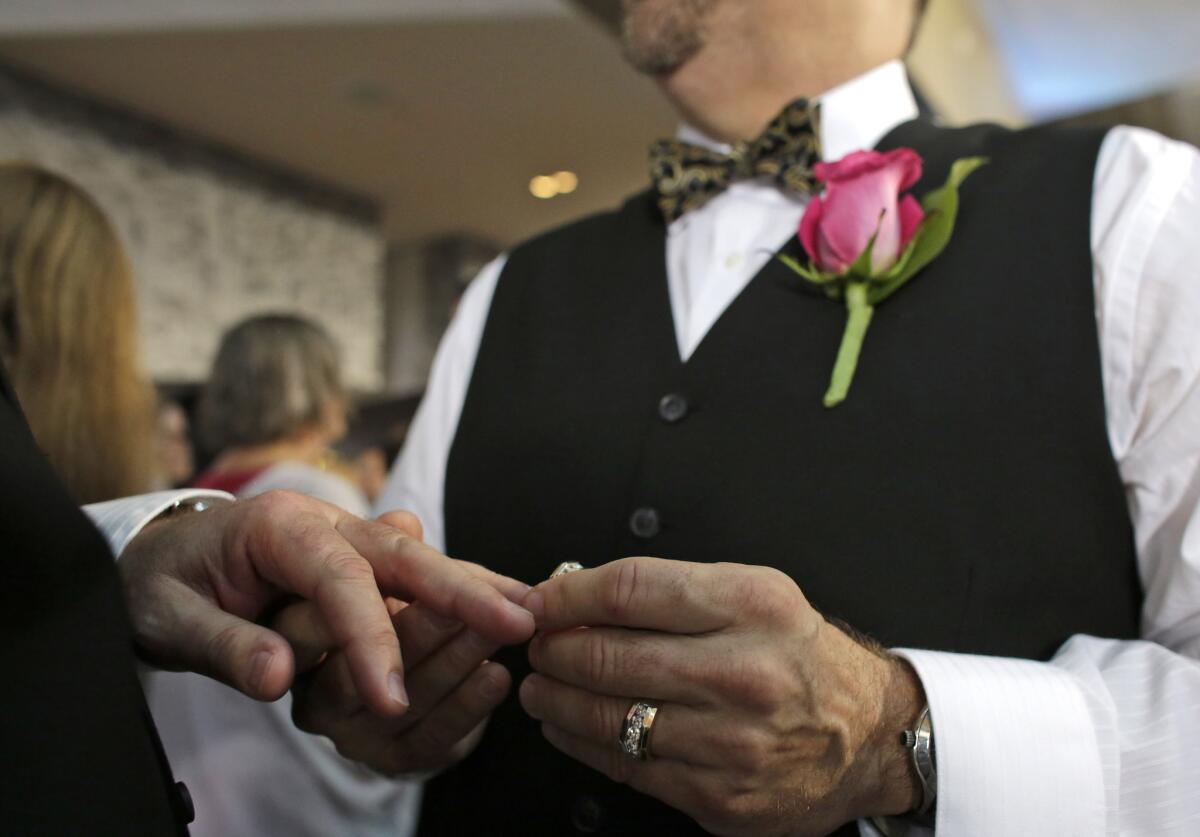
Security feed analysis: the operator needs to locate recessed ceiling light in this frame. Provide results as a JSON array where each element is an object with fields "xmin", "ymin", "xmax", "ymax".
[
  {"xmin": 529, "ymin": 171, "xmax": 579, "ymax": 199},
  {"xmin": 552, "ymin": 171, "xmax": 579, "ymax": 194},
  {"xmin": 530, "ymin": 175, "xmax": 559, "ymax": 199}
]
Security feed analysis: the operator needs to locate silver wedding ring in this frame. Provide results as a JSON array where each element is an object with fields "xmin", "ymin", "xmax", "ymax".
[
  {"xmin": 618, "ymin": 701, "xmax": 659, "ymax": 760},
  {"xmin": 548, "ymin": 561, "xmax": 585, "ymax": 579}
]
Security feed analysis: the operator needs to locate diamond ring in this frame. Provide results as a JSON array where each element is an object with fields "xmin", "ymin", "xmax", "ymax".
[
  {"xmin": 618, "ymin": 700, "xmax": 659, "ymax": 760},
  {"xmin": 548, "ymin": 562, "xmax": 585, "ymax": 579}
]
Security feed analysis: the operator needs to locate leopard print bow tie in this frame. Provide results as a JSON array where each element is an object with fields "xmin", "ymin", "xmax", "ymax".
[{"xmin": 650, "ymin": 98, "xmax": 822, "ymax": 223}]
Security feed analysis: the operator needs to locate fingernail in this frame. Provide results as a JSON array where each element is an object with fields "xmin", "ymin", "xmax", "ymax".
[
  {"xmin": 389, "ymin": 671, "xmax": 410, "ymax": 708},
  {"xmin": 523, "ymin": 590, "xmax": 544, "ymax": 623},
  {"xmin": 250, "ymin": 650, "xmax": 275, "ymax": 695}
]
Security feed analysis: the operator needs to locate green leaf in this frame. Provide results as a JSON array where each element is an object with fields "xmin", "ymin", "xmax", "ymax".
[
  {"xmin": 867, "ymin": 156, "xmax": 988, "ymax": 306},
  {"xmin": 777, "ymin": 253, "xmax": 839, "ymax": 285}
]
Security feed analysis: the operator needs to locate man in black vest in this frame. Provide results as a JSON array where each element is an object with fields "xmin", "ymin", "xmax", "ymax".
[
  {"xmin": 337, "ymin": 1, "xmax": 1197, "ymax": 833},
  {"xmin": 0, "ymin": 352, "xmax": 536, "ymax": 834}
]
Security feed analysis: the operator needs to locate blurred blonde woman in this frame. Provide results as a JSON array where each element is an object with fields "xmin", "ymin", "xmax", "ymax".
[{"xmin": 0, "ymin": 162, "xmax": 157, "ymax": 503}]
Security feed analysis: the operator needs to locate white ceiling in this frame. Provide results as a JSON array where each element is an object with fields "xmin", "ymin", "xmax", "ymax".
[
  {"xmin": 1, "ymin": 0, "xmax": 1197, "ymax": 248},
  {"xmin": 0, "ymin": 0, "xmax": 567, "ymax": 35},
  {"xmin": 0, "ymin": 13, "xmax": 676, "ymax": 246}
]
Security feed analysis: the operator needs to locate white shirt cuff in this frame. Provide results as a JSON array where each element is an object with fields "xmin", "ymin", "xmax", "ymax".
[
  {"xmin": 83, "ymin": 489, "xmax": 235, "ymax": 559},
  {"xmin": 896, "ymin": 649, "xmax": 1106, "ymax": 836}
]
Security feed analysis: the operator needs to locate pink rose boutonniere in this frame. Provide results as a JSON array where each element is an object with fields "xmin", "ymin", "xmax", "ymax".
[{"xmin": 781, "ymin": 149, "xmax": 987, "ymax": 407}]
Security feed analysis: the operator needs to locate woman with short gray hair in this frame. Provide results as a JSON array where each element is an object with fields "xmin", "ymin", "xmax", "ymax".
[
  {"xmin": 147, "ymin": 314, "xmax": 421, "ymax": 837},
  {"xmin": 191, "ymin": 314, "xmax": 367, "ymax": 515}
]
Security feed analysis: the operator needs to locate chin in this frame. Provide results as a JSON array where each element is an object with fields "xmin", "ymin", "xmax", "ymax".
[{"xmin": 621, "ymin": 0, "xmax": 714, "ymax": 76}]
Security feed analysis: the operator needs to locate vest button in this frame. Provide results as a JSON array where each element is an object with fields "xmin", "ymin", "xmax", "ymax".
[
  {"xmin": 175, "ymin": 781, "xmax": 195, "ymax": 824},
  {"xmin": 570, "ymin": 794, "xmax": 604, "ymax": 832},
  {"xmin": 629, "ymin": 507, "xmax": 660, "ymax": 539},
  {"xmin": 658, "ymin": 393, "xmax": 689, "ymax": 424}
]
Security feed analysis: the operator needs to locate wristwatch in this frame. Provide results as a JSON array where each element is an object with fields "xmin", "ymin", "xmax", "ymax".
[
  {"xmin": 870, "ymin": 705, "xmax": 936, "ymax": 836},
  {"xmin": 905, "ymin": 705, "xmax": 937, "ymax": 823}
]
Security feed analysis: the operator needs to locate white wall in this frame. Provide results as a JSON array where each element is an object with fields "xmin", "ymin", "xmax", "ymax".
[{"xmin": 0, "ymin": 77, "xmax": 387, "ymax": 391}]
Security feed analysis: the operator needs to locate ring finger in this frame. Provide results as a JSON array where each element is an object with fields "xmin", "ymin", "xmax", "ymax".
[{"xmin": 518, "ymin": 673, "xmax": 722, "ymax": 767}]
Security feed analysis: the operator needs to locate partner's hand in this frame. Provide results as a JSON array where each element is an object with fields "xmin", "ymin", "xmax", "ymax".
[
  {"xmin": 118, "ymin": 491, "xmax": 535, "ymax": 716},
  {"xmin": 278, "ymin": 595, "xmax": 515, "ymax": 776},
  {"xmin": 519, "ymin": 557, "xmax": 923, "ymax": 836}
]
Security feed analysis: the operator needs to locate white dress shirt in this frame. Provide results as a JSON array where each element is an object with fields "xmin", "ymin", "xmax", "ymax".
[
  {"xmin": 378, "ymin": 60, "xmax": 1200, "ymax": 835},
  {"xmin": 84, "ymin": 489, "xmax": 233, "ymax": 558}
]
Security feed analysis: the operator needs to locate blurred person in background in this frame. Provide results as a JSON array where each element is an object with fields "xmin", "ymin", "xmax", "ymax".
[
  {"xmin": 149, "ymin": 312, "xmax": 421, "ymax": 837},
  {"xmin": 155, "ymin": 397, "xmax": 196, "ymax": 488},
  {"xmin": 0, "ymin": 161, "xmax": 158, "ymax": 503},
  {"xmin": 191, "ymin": 313, "xmax": 369, "ymax": 516},
  {"xmin": 0, "ymin": 161, "xmax": 537, "ymax": 835}
]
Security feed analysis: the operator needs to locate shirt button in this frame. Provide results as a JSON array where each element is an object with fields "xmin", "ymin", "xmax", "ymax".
[
  {"xmin": 658, "ymin": 393, "xmax": 689, "ymax": 424},
  {"xmin": 724, "ymin": 252, "xmax": 743, "ymax": 269},
  {"xmin": 571, "ymin": 794, "xmax": 604, "ymax": 832},
  {"xmin": 629, "ymin": 507, "xmax": 661, "ymax": 539},
  {"xmin": 175, "ymin": 781, "xmax": 195, "ymax": 824}
]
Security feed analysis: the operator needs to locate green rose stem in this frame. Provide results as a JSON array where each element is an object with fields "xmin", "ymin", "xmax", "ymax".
[{"xmin": 824, "ymin": 282, "xmax": 873, "ymax": 408}]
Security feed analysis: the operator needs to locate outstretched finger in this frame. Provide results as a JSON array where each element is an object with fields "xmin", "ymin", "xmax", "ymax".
[
  {"xmin": 335, "ymin": 514, "xmax": 535, "ymax": 645},
  {"xmin": 240, "ymin": 496, "xmax": 411, "ymax": 717}
]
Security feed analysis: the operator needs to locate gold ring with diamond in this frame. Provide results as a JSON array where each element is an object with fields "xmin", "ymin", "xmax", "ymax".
[{"xmin": 618, "ymin": 700, "xmax": 659, "ymax": 760}]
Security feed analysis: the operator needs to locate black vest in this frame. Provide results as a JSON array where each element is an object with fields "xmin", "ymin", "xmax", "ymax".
[
  {"xmin": 0, "ymin": 364, "xmax": 191, "ymax": 835},
  {"xmin": 425, "ymin": 121, "xmax": 1142, "ymax": 836}
]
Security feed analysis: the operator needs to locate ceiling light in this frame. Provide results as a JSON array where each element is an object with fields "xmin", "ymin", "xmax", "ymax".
[
  {"xmin": 529, "ymin": 175, "xmax": 558, "ymax": 199},
  {"xmin": 552, "ymin": 171, "xmax": 579, "ymax": 194},
  {"xmin": 529, "ymin": 171, "xmax": 580, "ymax": 199}
]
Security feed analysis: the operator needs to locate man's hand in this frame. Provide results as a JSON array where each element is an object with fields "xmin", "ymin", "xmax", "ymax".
[
  {"xmin": 519, "ymin": 557, "xmax": 923, "ymax": 837},
  {"xmin": 276, "ymin": 595, "xmax": 512, "ymax": 776},
  {"xmin": 117, "ymin": 490, "xmax": 535, "ymax": 717},
  {"xmin": 271, "ymin": 509, "xmax": 531, "ymax": 776}
]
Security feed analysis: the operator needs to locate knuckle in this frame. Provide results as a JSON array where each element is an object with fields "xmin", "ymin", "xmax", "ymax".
[
  {"xmin": 720, "ymin": 656, "xmax": 786, "ymax": 711},
  {"xmin": 604, "ymin": 558, "xmax": 643, "ymax": 622},
  {"xmin": 204, "ymin": 623, "xmax": 243, "ymax": 676},
  {"xmin": 250, "ymin": 488, "xmax": 304, "ymax": 520},
  {"xmin": 750, "ymin": 568, "xmax": 802, "ymax": 624},
  {"xmin": 582, "ymin": 633, "xmax": 614, "ymax": 686},
  {"xmin": 589, "ymin": 696, "xmax": 617, "ymax": 740}
]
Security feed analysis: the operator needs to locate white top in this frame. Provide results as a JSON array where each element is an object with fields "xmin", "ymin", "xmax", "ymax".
[
  {"xmin": 377, "ymin": 60, "xmax": 1200, "ymax": 836},
  {"xmin": 86, "ymin": 468, "xmax": 420, "ymax": 837},
  {"xmin": 241, "ymin": 460, "xmax": 373, "ymax": 518}
]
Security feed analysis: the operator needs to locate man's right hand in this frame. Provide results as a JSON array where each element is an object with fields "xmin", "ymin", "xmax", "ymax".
[
  {"xmin": 271, "ymin": 508, "xmax": 522, "ymax": 774},
  {"xmin": 278, "ymin": 594, "xmax": 511, "ymax": 775}
]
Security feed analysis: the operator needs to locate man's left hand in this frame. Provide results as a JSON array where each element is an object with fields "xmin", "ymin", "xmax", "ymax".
[
  {"xmin": 118, "ymin": 491, "xmax": 535, "ymax": 717},
  {"xmin": 520, "ymin": 557, "xmax": 923, "ymax": 836}
]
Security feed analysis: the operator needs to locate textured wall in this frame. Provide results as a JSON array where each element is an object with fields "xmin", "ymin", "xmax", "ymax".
[{"xmin": 0, "ymin": 68, "xmax": 385, "ymax": 391}]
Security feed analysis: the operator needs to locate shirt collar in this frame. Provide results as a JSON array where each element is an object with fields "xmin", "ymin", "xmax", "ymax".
[{"xmin": 675, "ymin": 59, "xmax": 919, "ymax": 163}]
